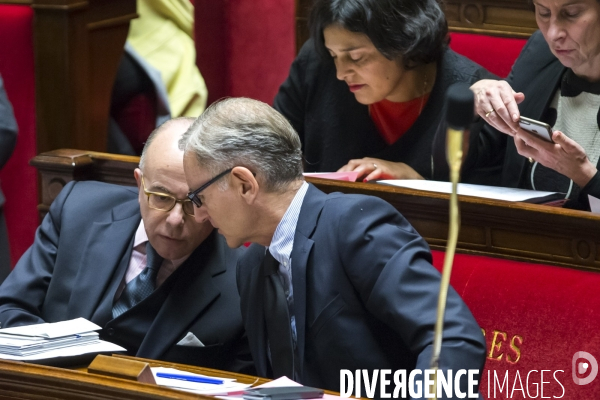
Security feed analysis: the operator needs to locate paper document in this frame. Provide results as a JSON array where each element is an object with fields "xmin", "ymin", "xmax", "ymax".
[
  {"xmin": 379, "ymin": 180, "xmax": 564, "ymax": 203},
  {"xmin": 304, "ymin": 171, "xmax": 360, "ymax": 182},
  {"xmin": 152, "ymin": 367, "xmax": 251, "ymax": 395},
  {"xmin": 0, "ymin": 340, "xmax": 126, "ymax": 361},
  {"xmin": 0, "ymin": 317, "xmax": 101, "ymax": 339},
  {"xmin": 0, "ymin": 318, "xmax": 125, "ymax": 361},
  {"xmin": 589, "ymin": 195, "xmax": 600, "ymax": 214}
]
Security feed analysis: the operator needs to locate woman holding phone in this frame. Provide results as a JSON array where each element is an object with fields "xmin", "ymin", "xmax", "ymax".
[
  {"xmin": 469, "ymin": 0, "xmax": 600, "ymax": 209},
  {"xmin": 274, "ymin": 0, "xmax": 495, "ymax": 182}
]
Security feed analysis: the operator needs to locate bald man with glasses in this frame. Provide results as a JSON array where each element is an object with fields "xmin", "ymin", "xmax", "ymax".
[{"xmin": 0, "ymin": 118, "xmax": 253, "ymax": 373}]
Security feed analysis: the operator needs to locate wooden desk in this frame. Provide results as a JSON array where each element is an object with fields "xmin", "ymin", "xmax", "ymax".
[
  {"xmin": 31, "ymin": 149, "xmax": 600, "ymax": 272},
  {"xmin": 0, "ymin": 354, "xmax": 268, "ymax": 399}
]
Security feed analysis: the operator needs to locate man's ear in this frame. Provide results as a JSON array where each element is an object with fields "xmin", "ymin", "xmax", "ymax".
[
  {"xmin": 231, "ymin": 166, "xmax": 259, "ymax": 204},
  {"xmin": 134, "ymin": 168, "xmax": 142, "ymax": 190}
]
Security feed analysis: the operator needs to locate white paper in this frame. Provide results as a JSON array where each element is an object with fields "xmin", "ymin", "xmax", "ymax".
[
  {"xmin": 152, "ymin": 367, "xmax": 249, "ymax": 395},
  {"xmin": 0, "ymin": 318, "xmax": 102, "ymax": 339},
  {"xmin": 589, "ymin": 195, "xmax": 600, "ymax": 214},
  {"xmin": 379, "ymin": 180, "xmax": 563, "ymax": 203},
  {"xmin": 0, "ymin": 340, "xmax": 125, "ymax": 361}
]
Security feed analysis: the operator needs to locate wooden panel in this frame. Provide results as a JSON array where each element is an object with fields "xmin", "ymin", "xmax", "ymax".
[
  {"xmin": 295, "ymin": 0, "xmax": 537, "ymax": 52},
  {"xmin": 0, "ymin": 355, "xmax": 270, "ymax": 399},
  {"xmin": 31, "ymin": 149, "xmax": 600, "ymax": 273},
  {"xmin": 30, "ymin": 0, "xmax": 137, "ymax": 153}
]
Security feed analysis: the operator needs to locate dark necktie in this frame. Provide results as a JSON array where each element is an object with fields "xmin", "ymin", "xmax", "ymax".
[
  {"xmin": 263, "ymin": 251, "xmax": 295, "ymax": 379},
  {"xmin": 112, "ymin": 242, "xmax": 162, "ymax": 318}
]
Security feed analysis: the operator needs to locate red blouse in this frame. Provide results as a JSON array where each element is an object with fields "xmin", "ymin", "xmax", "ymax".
[{"xmin": 369, "ymin": 93, "xmax": 430, "ymax": 145}]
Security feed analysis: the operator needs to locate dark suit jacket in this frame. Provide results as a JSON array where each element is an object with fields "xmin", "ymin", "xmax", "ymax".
[
  {"xmin": 472, "ymin": 30, "xmax": 600, "ymax": 209},
  {"xmin": 237, "ymin": 184, "xmax": 486, "ymax": 396},
  {"xmin": 273, "ymin": 39, "xmax": 495, "ymax": 182},
  {"xmin": 0, "ymin": 181, "xmax": 253, "ymax": 373},
  {"xmin": 0, "ymin": 74, "xmax": 17, "ymax": 282}
]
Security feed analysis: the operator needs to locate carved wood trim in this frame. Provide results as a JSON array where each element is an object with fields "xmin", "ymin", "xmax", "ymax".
[
  {"xmin": 295, "ymin": 0, "xmax": 537, "ymax": 52},
  {"xmin": 31, "ymin": 149, "xmax": 600, "ymax": 273}
]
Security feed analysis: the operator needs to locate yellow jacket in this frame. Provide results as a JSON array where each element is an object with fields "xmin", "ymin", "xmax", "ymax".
[{"xmin": 128, "ymin": 0, "xmax": 207, "ymax": 117}]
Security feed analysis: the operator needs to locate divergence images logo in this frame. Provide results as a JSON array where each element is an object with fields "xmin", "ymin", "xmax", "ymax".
[{"xmin": 572, "ymin": 351, "xmax": 598, "ymax": 385}]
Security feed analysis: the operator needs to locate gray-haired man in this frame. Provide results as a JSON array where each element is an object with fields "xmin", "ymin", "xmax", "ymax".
[{"xmin": 180, "ymin": 97, "xmax": 485, "ymax": 396}]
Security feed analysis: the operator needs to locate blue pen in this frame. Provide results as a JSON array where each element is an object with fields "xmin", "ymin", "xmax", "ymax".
[{"xmin": 156, "ymin": 372, "xmax": 224, "ymax": 385}]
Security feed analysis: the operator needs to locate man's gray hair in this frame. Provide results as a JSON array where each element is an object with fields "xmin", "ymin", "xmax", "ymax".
[
  {"xmin": 179, "ymin": 98, "xmax": 304, "ymax": 192},
  {"xmin": 139, "ymin": 117, "xmax": 195, "ymax": 171}
]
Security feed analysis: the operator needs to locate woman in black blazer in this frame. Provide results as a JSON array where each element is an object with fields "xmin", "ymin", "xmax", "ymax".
[
  {"xmin": 470, "ymin": 0, "xmax": 600, "ymax": 210},
  {"xmin": 274, "ymin": 0, "xmax": 495, "ymax": 183}
]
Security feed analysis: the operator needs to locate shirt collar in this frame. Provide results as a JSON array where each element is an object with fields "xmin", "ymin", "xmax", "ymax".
[
  {"xmin": 133, "ymin": 219, "xmax": 190, "ymax": 269},
  {"xmin": 268, "ymin": 181, "xmax": 309, "ymax": 264},
  {"xmin": 133, "ymin": 220, "xmax": 148, "ymax": 249}
]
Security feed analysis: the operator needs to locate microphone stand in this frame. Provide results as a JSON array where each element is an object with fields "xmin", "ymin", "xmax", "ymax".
[{"xmin": 429, "ymin": 84, "xmax": 473, "ymax": 400}]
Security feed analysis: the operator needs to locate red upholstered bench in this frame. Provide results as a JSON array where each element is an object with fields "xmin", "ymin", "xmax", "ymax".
[
  {"xmin": 0, "ymin": 5, "xmax": 37, "ymax": 267},
  {"xmin": 431, "ymin": 250, "xmax": 600, "ymax": 399},
  {"xmin": 449, "ymin": 32, "xmax": 528, "ymax": 78}
]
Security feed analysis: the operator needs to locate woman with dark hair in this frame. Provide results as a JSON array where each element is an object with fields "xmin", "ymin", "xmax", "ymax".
[
  {"xmin": 469, "ymin": 0, "xmax": 600, "ymax": 210},
  {"xmin": 274, "ymin": 0, "xmax": 495, "ymax": 182}
]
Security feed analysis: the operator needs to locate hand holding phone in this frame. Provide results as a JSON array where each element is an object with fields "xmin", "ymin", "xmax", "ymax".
[{"xmin": 518, "ymin": 116, "xmax": 554, "ymax": 142}]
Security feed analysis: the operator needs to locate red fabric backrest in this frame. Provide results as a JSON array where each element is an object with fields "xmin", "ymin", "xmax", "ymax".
[
  {"xmin": 448, "ymin": 32, "xmax": 527, "ymax": 78},
  {"xmin": 195, "ymin": 0, "xmax": 295, "ymax": 105},
  {"xmin": 0, "ymin": 5, "xmax": 37, "ymax": 267},
  {"xmin": 431, "ymin": 250, "xmax": 600, "ymax": 399}
]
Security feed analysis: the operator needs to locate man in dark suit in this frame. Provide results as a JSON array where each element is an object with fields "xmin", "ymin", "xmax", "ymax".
[
  {"xmin": 0, "ymin": 117, "xmax": 253, "ymax": 373},
  {"xmin": 0, "ymin": 74, "xmax": 17, "ymax": 283},
  {"xmin": 180, "ymin": 98, "xmax": 486, "ymax": 396}
]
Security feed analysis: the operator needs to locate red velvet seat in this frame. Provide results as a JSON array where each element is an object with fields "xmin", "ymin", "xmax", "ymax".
[
  {"xmin": 0, "ymin": 5, "xmax": 37, "ymax": 267},
  {"xmin": 449, "ymin": 32, "xmax": 527, "ymax": 78},
  {"xmin": 432, "ymin": 251, "xmax": 600, "ymax": 399}
]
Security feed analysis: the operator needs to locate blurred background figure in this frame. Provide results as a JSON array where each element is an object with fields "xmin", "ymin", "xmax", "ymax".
[
  {"xmin": 109, "ymin": 0, "xmax": 208, "ymax": 155},
  {"xmin": 0, "ymin": 74, "xmax": 17, "ymax": 282}
]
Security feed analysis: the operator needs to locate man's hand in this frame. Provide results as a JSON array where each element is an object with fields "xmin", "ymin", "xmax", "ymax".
[{"xmin": 337, "ymin": 157, "xmax": 424, "ymax": 182}]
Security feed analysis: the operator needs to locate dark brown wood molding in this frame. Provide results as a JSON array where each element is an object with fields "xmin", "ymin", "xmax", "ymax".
[
  {"xmin": 295, "ymin": 0, "xmax": 537, "ymax": 52},
  {"xmin": 31, "ymin": 149, "xmax": 600, "ymax": 273},
  {"xmin": 0, "ymin": 0, "xmax": 33, "ymax": 4},
  {"xmin": 31, "ymin": 1, "xmax": 88, "ymax": 11}
]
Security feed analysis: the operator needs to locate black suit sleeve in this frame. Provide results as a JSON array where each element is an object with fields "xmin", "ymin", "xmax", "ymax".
[
  {"xmin": 273, "ymin": 40, "xmax": 317, "ymax": 148},
  {"xmin": 0, "ymin": 181, "xmax": 78, "ymax": 327},
  {"xmin": 334, "ymin": 196, "xmax": 486, "ymax": 394},
  {"xmin": 0, "ymin": 74, "xmax": 17, "ymax": 170}
]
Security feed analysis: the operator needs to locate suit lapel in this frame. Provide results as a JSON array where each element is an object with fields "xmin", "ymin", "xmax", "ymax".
[
  {"xmin": 290, "ymin": 184, "xmax": 326, "ymax": 379},
  {"xmin": 67, "ymin": 201, "xmax": 140, "ymax": 320},
  {"xmin": 137, "ymin": 232, "xmax": 224, "ymax": 359}
]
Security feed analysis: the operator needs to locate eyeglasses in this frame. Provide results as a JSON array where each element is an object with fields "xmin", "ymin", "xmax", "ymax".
[
  {"xmin": 187, "ymin": 168, "xmax": 233, "ymax": 208},
  {"xmin": 141, "ymin": 176, "xmax": 195, "ymax": 216}
]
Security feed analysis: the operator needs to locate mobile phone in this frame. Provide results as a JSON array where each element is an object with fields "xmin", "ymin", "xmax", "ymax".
[
  {"xmin": 518, "ymin": 116, "xmax": 554, "ymax": 142},
  {"xmin": 243, "ymin": 386, "xmax": 324, "ymax": 400}
]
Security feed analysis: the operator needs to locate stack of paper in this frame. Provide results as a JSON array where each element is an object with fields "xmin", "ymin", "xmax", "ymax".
[{"xmin": 0, "ymin": 318, "xmax": 125, "ymax": 361}]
